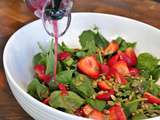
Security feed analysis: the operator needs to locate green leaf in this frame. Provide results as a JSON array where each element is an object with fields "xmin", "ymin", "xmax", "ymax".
[
  {"xmin": 61, "ymin": 42, "xmax": 74, "ymax": 53},
  {"xmin": 63, "ymin": 58, "xmax": 74, "ymax": 66},
  {"xmin": 151, "ymin": 66, "xmax": 160, "ymax": 80},
  {"xmin": 115, "ymin": 37, "xmax": 136, "ymax": 51},
  {"xmin": 45, "ymin": 49, "xmax": 54, "ymax": 75},
  {"xmin": 125, "ymin": 100, "xmax": 140, "ymax": 113},
  {"xmin": 94, "ymin": 32, "xmax": 109, "ymax": 48},
  {"xmin": 137, "ymin": 53, "xmax": 159, "ymax": 72},
  {"xmin": 27, "ymin": 78, "xmax": 49, "ymax": 100},
  {"xmin": 86, "ymin": 98, "xmax": 106, "ymax": 111},
  {"xmin": 132, "ymin": 113, "xmax": 147, "ymax": 120},
  {"xmin": 56, "ymin": 70, "xmax": 73, "ymax": 84},
  {"xmin": 75, "ymin": 51, "xmax": 86, "ymax": 58},
  {"xmin": 79, "ymin": 30, "xmax": 97, "ymax": 55},
  {"xmin": 71, "ymin": 74, "xmax": 95, "ymax": 98},
  {"xmin": 33, "ymin": 53, "xmax": 46, "ymax": 65},
  {"xmin": 49, "ymin": 91, "xmax": 85, "ymax": 113}
]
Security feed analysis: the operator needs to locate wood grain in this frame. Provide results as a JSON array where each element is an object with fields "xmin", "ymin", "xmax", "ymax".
[{"xmin": 0, "ymin": 0, "xmax": 159, "ymax": 119}]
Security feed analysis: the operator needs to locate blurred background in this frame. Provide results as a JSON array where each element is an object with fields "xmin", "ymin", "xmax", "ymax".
[{"xmin": 0, "ymin": 0, "xmax": 160, "ymax": 119}]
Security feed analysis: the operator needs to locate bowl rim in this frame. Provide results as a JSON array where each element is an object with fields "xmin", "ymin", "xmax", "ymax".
[{"xmin": 3, "ymin": 12, "xmax": 160, "ymax": 120}]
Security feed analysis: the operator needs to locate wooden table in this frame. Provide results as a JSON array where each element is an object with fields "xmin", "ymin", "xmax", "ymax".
[{"xmin": 0, "ymin": 0, "xmax": 160, "ymax": 119}]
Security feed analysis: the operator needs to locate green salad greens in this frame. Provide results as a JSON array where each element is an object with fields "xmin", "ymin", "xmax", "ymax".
[{"xmin": 28, "ymin": 29, "xmax": 160, "ymax": 120}]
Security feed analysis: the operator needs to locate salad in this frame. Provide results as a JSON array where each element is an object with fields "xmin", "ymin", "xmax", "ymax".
[{"xmin": 28, "ymin": 29, "xmax": 160, "ymax": 120}]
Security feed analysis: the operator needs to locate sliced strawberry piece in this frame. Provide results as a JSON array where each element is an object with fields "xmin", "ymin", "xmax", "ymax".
[
  {"xmin": 143, "ymin": 92, "xmax": 160, "ymax": 104},
  {"xmin": 89, "ymin": 110, "xmax": 104, "ymax": 120},
  {"xmin": 108, "ymin": 54, "xmax": 120, "ymax": 66},
  {"xmin": 96, "ymin": 89, "xmax": 115, "ymax": 101},
  {"xmin": 97, "ymin": 81, "xmax": 110, "ymax": 90},
  {"xmin": 34, "ymin": 64, "xmax": 51, "ymax": 83},
  {"xmin": 112, "ymin": 60, "xmax": 129, "ymax": 76},
  {"xmin": 100, "ymin": 64, "xmax": 110, "ymax": 75},
  {"xmin": 129, "ymin": 67, "xmax": 139, "ymax": 76},
  {"xmin": 102, "ymin": 41, "xmax": 119, "ymax": 56},
  {"xmin": 82, "ymin": 104, "xmax": 94, "ymax": 117},
  {"xmin": 109, "ymin": 104, "xmax": 127, "ymax": 120},
  {"xmin": 77, "ymin": 56, "xmax": 100, "ymax": 79},
  {"xmin": 38, "ymin": 73, "xmax": 51, "ymax": 83},
  {"xmin": 125, "ymin": 47, "xmax": 137, "ymax": 66},
  {"xmin": 58, "ymin": 83, "xmax": 68, "ymax": 96},
  {"xmin": 74, "ymin": 108, "xmax": 84, "ymax": 117},
  {"xmin": 58, "ymin": 51, "xmax": 71, "ymax": 61},
  {"xmin": 118, "ymin": 51, "xmax": 132, "ymax": 67},
  {"xmin": 115, "ymin": 72, "xmax": 128, "ymax": 85},
  {"xmin": 34, "ymin": 64, "xmax": 46, "ymax": 75},
  {"xmin": 42, "ymin": 97, "xmax": 50, "ymax": 105}
]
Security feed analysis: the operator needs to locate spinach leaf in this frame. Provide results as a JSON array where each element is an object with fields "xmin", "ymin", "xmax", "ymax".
[
  {"xmin": 56, "ymin": 70, "xmax": 73, "ymax": 84},
  {"xmin": 49, "ymin": 91, "xmax": 85, "ymax": 113},
  {"xmin": 71, "ymin": 74, "xmax": 95, "ymax": 98},
  {"xmin": 45, "ymin": 49, "xmax": 54, "ymax": 75},
  {"xmin": 132, "ymin": 113, "xmax": 147, "ymax": 120},
  {"xmin": 79, "ymin": 30, "xmax": 97, "ymax": 55},
  {"xmin": 86, "ymin": 98, "xmax": 106, "ymax": 111},
  {"xmin": 33, "ymin": 53, "xmax": 46, "ymax": 65},
  {"xmin": 137, "ymin": 53, "xmax": 159, "ymax": 71},
  {"xmin": 27, "ymin": 78, "xmax": 49, "ymax": 100},
  {"xmin": 115, "ymin": 37, "xmax": 136, "ymax": 51},
  {"xmin": 94, "ymin": 32, "xmax": 109, "ymax": 48},
  {"xmin": 61, "ymin": 42, "xmax": 74, "ymax": 53}
]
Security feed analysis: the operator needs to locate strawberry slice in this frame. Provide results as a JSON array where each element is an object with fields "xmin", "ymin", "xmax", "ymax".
[
  {"xmin": 77, "ymin": 56, "xmax": 100, "ymax": 79},
  {"xmin": 58, "ymin": 51, "xmax": 71, "ymax": 61},
  {"xmin": 125, "ymin": 47, "xmax": 137, "ymax": 66},
  {"xmin": 89, "ymin": 110, "xmax": 105, "ymax": 120},
  {"xmin": 97, "ymin": 81, "xmax": 110, "ymax": 90},
  {"xmin": 34, "ymin": 64, "xmax": 46, "ymax": 75},
  {"xmin": 102, "ymin": 41, "xmax": 119, "ymax": 56},
  {"xmin": 112, "ymin": 60, "xmax": 129, "ymax": 76},
  {"xmin": 82, "ymin": 104, "xmax": 94, "ymax": 117},
  {"xmin": 108, "ymin": 54, "xmax": 120, "ymax": 66},
  {"xmin": 34, "ymin": 64, "xmax": 51, "ymax": 83},
  {"xmin": 58, "ymin": 83, "xmax": 68, "ymax": 96},
  {"xmin": 115, "ymin": 72, "xmax": 128, "ymax": 85},
  {"xmin": 118, "ymin": 51, "xmax": 132, "ymax": 67},
  {"xmin": 129, "ymin": 67, "xmax": 139, "ymax": 76},
  {"xmin": 100, "ymin": 64, "xmax": 110, "ymax": 76},
  {"xmin": 143, "ymin": 92, "xmax": 160, "ymax": 104},
  {"xmin": 42, "ymin": 97, "xmax": 50, "ymax": 105},
  {"xmin": 109, "ymin": 104, "xmax": 127, "ymax": 120},
  {"xmin": 96, "ymin": 89, "xmax": 115, "ymax": 101}
]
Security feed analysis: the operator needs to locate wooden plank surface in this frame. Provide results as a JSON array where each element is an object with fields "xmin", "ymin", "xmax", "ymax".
[{"xmin": 0, "ymin": 0, "xmax": 160, "ymax": 119}]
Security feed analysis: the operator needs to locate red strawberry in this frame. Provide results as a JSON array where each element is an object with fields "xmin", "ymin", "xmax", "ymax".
[
  {"xmin": 34, "ymin": 64, "xmax": 46, "ymax": 75},
  {"xmin": 42, "ymin": 97, "xmax": 50, "ymax": 105},
  {"xmin": 109, "ymin": 104, "xmax": 127, "ymax": 120},
  {"xmin": 112, "ymin": 60, "xmax": 129, "ymax": 76},
  {"xmin": 102, "ymin": 41, "xmax": 119, "ymax": 56},
  {"xmin": 129, "ymin": 67, "xmax": 139, "ymax": 76},
  {"xmin": 77, "ymin": 56, "xmax": 100, "ymax": 79},
  {"xmin": 108, "ymin": 54, "xmax": 120, "ymax": 66},
  {"xmin": 82, "ymin": 104, "xmax": 94, "ymax": 116},
  {"xmin": 58, "ymin": 83, "xmax": 68, "ymax": 96},
  {"xmin": 34, "ymin": 64, "xmax": 51, "ymax": 83},
  {"xmin": 100, "ymin": 64, "xmax": 110, "ymax": 75},
  {"xmin": 118, "ymin": 51, "xmax": 132, "ymax": 67},
  {"xmin": 89, "ymin": 110, "xmax": 104, "ymax": 120},
  {"xmin": 58, "ymin": 51, "xmax": 71, "ymax": 61},
  {"xmin": 125, "ymin": 47, "xmax": 137, "ymax": 66},
  {"xmin": 96, "ymin": 89, "xmax": 115, "ymax": 101},
  {"xmin": 115, "ymin": 72, "xmax": 128, "ymax": 85},
  {"xmin": 97, "ymin": 81, "xmax": 110, "ymax": 90},
  {"xmin": 143, "ymin": 92, "xmax": 160, "ymax": 104},
  {"xmin": 38, "ymin": 73, "xmax": 51, "ymax": 83}
]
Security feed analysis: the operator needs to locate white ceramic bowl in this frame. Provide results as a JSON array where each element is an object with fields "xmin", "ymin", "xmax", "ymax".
[{"xmin": 3, "ymin": 13, "xmax": 160, "ymax": 120}]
